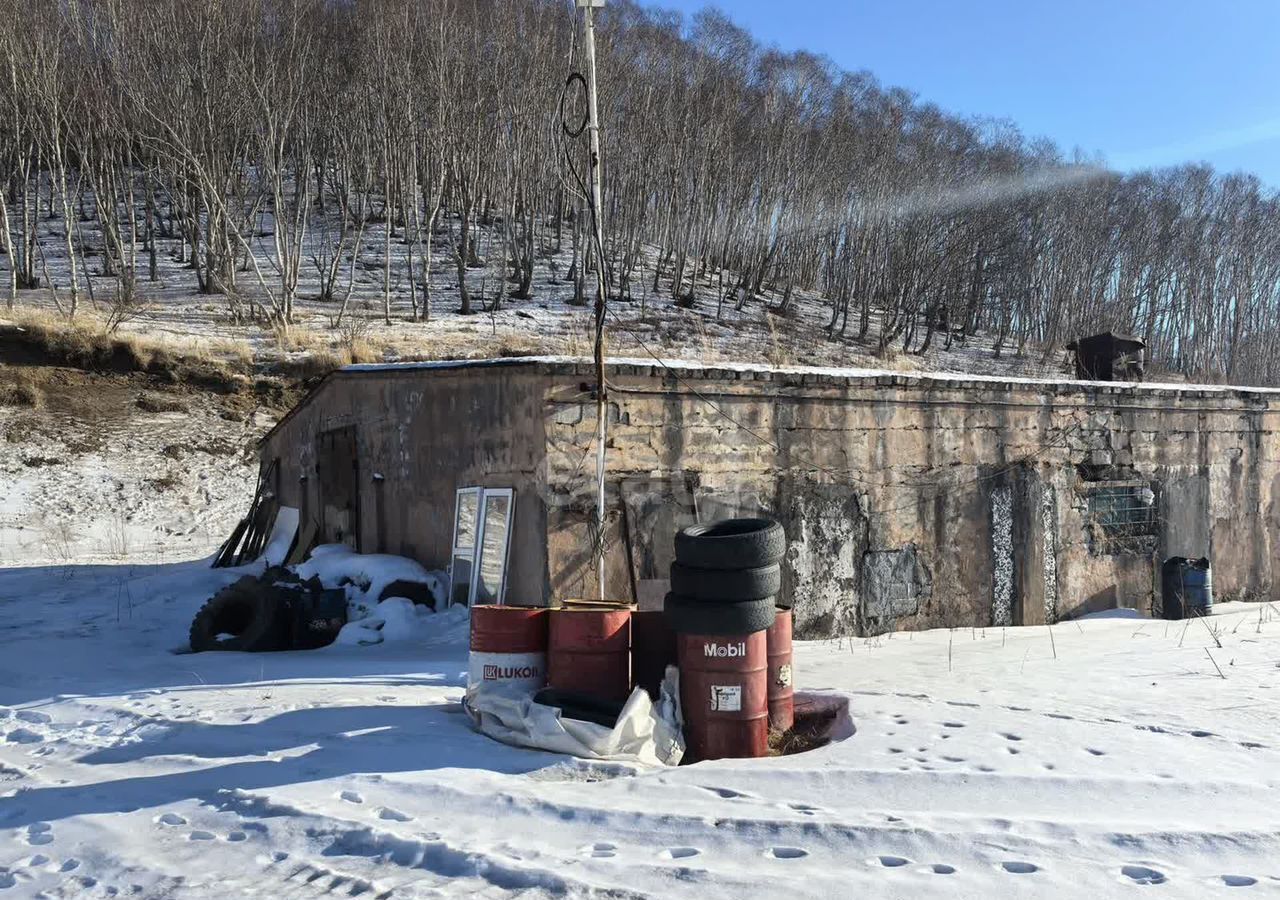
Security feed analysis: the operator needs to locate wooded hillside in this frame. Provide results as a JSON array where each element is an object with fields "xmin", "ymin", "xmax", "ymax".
[{"xmin": 2, "ymin": 0, "xmax": 1278, "ymax": 383}]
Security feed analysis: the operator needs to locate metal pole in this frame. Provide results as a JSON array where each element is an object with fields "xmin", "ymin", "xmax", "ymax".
[{"xmin": 579, "ymin": 0, "xmax": 609, "ymax": 604}]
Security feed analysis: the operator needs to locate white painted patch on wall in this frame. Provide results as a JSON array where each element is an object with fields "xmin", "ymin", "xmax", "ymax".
[
  {"xmin": 1042, "ymin": 483, "xmax": 1059, "ymax": 623},
  {"xmin": 992, "ymin": 484, "xmax": 1014, "ymax": 627}
]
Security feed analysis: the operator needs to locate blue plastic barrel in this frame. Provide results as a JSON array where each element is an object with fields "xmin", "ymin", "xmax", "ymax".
[
  {"xmin": 1162, "ymin": 557, "xmax": 1212, "ymax": 620},
  {"xmin": 1181, "ymin": 559, "xmax": 1212, "ymax": 616}
]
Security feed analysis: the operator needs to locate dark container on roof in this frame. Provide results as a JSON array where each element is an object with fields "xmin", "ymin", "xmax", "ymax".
[{"xmin": 1066, "ymin": 331, "xmax": 1146, "ymax": 382}]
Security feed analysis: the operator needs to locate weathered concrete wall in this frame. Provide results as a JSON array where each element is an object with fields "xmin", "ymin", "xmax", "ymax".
[
  {"xmin": 260, "ymin": 360, "xmax": 1280, "ymax": 637},
  {"xmin": 542, "ymin": 366, "xmax": 1280, "ymax": 637},
  {"xmin": 259, "ymin": 364, "xmax": 554, "ymax": 605}
]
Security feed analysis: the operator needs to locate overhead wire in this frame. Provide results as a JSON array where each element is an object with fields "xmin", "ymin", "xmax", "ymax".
[{"xmin": 552, "ymin": 9, "xmax": 1089, "ymax": 532}]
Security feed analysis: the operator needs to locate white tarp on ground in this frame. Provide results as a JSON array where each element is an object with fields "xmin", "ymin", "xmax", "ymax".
[{"xmin": 465, "ymin": 672, "xmax": 685, "ymax": 767}]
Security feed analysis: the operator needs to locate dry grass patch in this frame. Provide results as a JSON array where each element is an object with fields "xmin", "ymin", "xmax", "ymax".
[
  {"xmin": 1, "ymin": 307, "xmax": 248, "ymax": 392},
  {"xmin": 0, "ymin": 374, "xmax": 43, "ymax": 408},
  {"xmin": 3, "ymin": 308, "xmax": 255, "ymax": 377}
]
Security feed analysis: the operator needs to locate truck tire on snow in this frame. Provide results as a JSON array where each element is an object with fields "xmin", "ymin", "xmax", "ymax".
[
  {"xmin": 669, "ymin": 561, "xmax": 781, "ymax": 601},
  {"xmin": 674, "ymin": 518, "xmax": 785, "ymax": 570},
  {"xmin": 189, "ymin": 583, "xmax": 292, "ymax": 653},
  {"xmin": 663, "ymin": 593, "xmax": 776, "ymax": 635}
]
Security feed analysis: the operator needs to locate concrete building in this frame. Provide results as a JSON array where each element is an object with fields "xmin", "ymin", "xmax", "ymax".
[{"xmin": 257, "ymin": 357, "xmax": 1280, "ymax": 638}]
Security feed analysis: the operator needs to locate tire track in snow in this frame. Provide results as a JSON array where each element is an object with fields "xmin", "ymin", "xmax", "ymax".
[{"xmin": 211, "ymin": 788, "xmax": 648, "ymax": 899}]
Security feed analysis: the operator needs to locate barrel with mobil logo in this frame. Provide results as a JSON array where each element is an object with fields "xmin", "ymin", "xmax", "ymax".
[
  {"xmin": 676, "ymin": 630, "xmax": 769, "ymax": 760},
  {"xmin": 667, "ymin": 517, "xmax": 784, "ymax": 760},
  {"xmin": 468, "ymin": 605, "xmax": 550, "ymax": 699}
]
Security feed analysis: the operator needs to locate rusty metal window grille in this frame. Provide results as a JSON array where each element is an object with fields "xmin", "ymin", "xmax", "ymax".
[{"xmin": 1085, "ymin": 484, "xmax": 1157, "ymax": 553}]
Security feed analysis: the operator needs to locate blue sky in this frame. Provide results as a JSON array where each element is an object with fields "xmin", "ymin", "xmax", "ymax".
[{"xmin": 637, "ymin": 0, "xmax": 1280, "ymax": 187}]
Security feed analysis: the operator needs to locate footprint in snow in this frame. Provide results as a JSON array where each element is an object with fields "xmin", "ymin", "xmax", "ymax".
[
  {"xmin": 941, "ymin": 722, "xmax": 966, "ymax": 729},
  {"xmin": 377, "ymin": 808, "xmax": 413, "ymax": 822},
  {"xmin": 768, "ymin": 847, "xmax": 809, "ymax": 860},
  {"xmin": 14, "ymin": 711, "xmax": 50, "ymax": 725},
  {"xmin": 0, "ymin": 873, "xmax": 15, "ymax": 889},
  {"xmin": 928, "ymin": 864, "xmax": 956, "ymax": 874},
  {"xmin": 659, "ymin": 847, "xmax": 701, "ymax": 860},
  {"xmin": 701, "ymin": 786, "xmax": 751, "ymax": 799},
  {"xmin": 1220, "ymin": 875, "xmax": 1257, "ymax": 887},
  {"xmin": 1121, "ymin": 865, "xmax": 1167, "ymax": 885},
  {"xmin": 1086, "ymin": 748, "xmax": 1107, "ymax": 757},
  {"xmin": 339, "ymin": 791, "xmax": 363, "ymax": 804},
  {"xmin": 1002, "ymin": 862, "xmax": 1038, "ymax": 874},
  {"xmin": 227, "ymin": 832, "xmax": 247, "ymax": 842},
  {"xmin": 581, "ymin": 842, "xmax": 616, "ymax": 859},
  {"xmin": 5, "ymin": 729, "xmax": 43, "ymax": 745},
  {"xmin": 1001, "ymin": 733, "xmax": 1023, "ymax": 742},
  {"xmin": 27, "ymin": 823, "xmax": 53, "ymax": 846},
  {"xmin": 874, "ymin": 856, "xmax": 910, "ymax": 868},
  {"xmin": 59, "ymin": 859, "xmax": 80, "ymax": 872},
  {"xmin": 156, "ymin": 813, "xmax": 187, "ymax": 826},
  {"xmin": 188, "ymin": 831, "xmax": 216, "ymax": 841}
]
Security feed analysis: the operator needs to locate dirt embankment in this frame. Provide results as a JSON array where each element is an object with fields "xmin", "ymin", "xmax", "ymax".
[{"xmin": 0, "ymin": 321, "xmax": 319, "ymax": 566}]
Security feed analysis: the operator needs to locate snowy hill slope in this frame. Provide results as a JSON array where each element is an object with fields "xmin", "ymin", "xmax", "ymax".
[{"xmin": 1, "ymin": 558, "xmax": 1278, "ymax": 898}]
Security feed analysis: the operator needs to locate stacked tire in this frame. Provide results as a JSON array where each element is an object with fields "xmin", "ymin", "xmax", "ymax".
[
  {"xmin": 665, "ymin": 518, "xmax": 786, "ymax": 633},
  {"xmin": 666, "ymin": 518, "xmax": 787, "ymax": 761}
]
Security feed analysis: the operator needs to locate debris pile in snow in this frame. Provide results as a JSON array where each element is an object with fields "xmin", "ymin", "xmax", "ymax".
[
  {"xmin": 336, "ymin": 601, "xmax": 470, "ymax": 648},
  {"xmin": 295, "ymin": 544, "xmax": 448, "ymax": 621}
]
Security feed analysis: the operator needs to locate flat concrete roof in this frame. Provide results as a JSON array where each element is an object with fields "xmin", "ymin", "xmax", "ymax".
[
  {"xmin": 341, "ymin": 355, "xmax": 1280, "ymax": 399},
  {"xmin": 260, "ymin": 355, "xmax": 1280, "ymax": 449}
]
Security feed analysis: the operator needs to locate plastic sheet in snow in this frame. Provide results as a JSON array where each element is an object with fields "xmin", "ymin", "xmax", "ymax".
[{"xmin": 465, "ymin": 668, "xmax": 685, "ymax": 767}]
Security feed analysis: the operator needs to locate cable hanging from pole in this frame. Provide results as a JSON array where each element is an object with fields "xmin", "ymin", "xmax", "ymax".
[{"xmin": 562, "ymin": 0, "xmax": 612, "ymax": 604}]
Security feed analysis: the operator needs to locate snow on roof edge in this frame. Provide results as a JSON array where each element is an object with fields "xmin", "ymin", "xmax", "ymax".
[{"xmin": 340, "ymin": 355, "xmax": 1280, "ymax": 397}]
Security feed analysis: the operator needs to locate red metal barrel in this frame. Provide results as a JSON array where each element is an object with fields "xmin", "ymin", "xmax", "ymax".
[
  {"xmin": 468, "ymin": 605, "xmax": 549, "ymax": 696},
  {"xmin": 676, "ymin": 630, "xmax": 769, "ymax": 760},
  {"xmin": 631, "ymin": 610, "xmax": 678, "ymax": 700},
  {"xmin": 766, "ymin": 608, "xmax": 794, "ymax": 732},
  {"xmin": 547, "ymin": 608, "xmax": 632, "ymax": 702}
]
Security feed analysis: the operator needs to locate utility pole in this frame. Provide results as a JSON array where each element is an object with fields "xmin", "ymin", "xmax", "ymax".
[{"xmin": 577, "ymin": 0, "xmax": 609, "ymax": 604}]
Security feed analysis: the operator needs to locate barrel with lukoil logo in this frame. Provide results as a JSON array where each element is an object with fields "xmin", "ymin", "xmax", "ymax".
[
  {"xmin": 676, "ymin": 630, "xmax": 769, "ymax": 760},
  {"xmin": 468, "ymin": 605, "xmax": 549, "ymax": 698}
]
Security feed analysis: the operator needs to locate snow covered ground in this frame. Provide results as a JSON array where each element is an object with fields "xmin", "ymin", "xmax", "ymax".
[
  {"xmin": 2, "ymin": 556, "xmax": 1278, "ymax": 899},
  {"xmin": 0, "ymin": 372, "xmax": 260, "ymax": 567}
]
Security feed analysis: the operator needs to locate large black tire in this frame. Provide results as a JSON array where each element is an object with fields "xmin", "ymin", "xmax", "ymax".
[
  {"xmin": 664, "ymin": 593, "xmax": 776, "ymax": 635},
  {"xmin": 670, "ymin": 561, "xmax": 781, "ymax": 601},
  {"xmin": 189, "ymin": 582, "xmax": 293, "ymax": 652},
  {"xmin": 378, "ymin": 579, "xmax": 437, "ymax": 609},
  {"xmin": 674, "ymin": 518, "xmax": 785, "ymax": 570}
]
